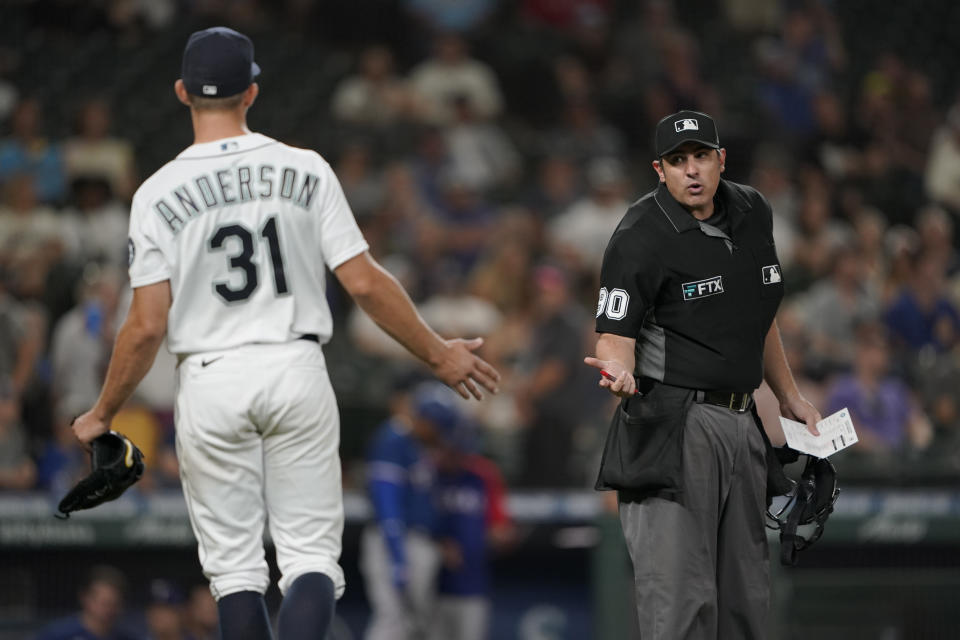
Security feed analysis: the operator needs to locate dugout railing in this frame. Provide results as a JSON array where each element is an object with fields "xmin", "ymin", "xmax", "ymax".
[{"xmin": 2, "ymin": 488, "xmax": 960, "ymax": 639}]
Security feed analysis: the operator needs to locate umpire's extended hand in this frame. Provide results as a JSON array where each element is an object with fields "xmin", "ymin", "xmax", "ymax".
[
  {"xmin": 583, "ymin": 356, "xmax": 637, "ymax": 398},
  {"xmin": 432, "ymin": 337, "xmax": 500, "ymax": 400}
]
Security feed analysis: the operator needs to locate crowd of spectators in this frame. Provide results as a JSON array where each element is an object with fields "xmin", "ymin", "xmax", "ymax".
[
  {"xmin": 33, "ymin": 566, "xmax": 218, "ymax": 640},
  {"xmin": 1, "ymin": 0, "xmax": 960, "ymax": 505}
]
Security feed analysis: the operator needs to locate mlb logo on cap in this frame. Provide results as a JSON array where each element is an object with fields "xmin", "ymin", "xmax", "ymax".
[{"xmin": 655, "ymin": 109, "xmax": 720, "ymax": 156}]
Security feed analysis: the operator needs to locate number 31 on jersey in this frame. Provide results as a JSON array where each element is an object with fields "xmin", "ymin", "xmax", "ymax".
[{"xmin": 209, "ymin": 215, "xmax": 289, "ymax": 303}]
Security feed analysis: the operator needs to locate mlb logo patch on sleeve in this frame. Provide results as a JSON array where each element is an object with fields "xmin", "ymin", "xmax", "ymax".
[
  {"xmin": 762, "ymin": 265, "xmax": 781, "ymax": 284},
  {"xmin": 682, "ymin": 275, "xmax": 723, "ymax": 301}
]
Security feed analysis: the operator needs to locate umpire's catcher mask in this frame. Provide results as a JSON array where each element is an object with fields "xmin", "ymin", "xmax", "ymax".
[{"xmin": 766, "ymin": 455, "xmax": 840, "ymax": 566}]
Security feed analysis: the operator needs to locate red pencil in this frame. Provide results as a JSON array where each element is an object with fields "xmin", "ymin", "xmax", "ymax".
[{"xmin": 600, "ymin": 370, "xmax": 641, "ymax": 394}]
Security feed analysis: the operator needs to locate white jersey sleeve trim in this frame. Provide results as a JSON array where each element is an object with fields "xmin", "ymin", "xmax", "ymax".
[
  {"xmin": 130, "ymin": 271, "xmax": 172, "ymax": 288},
  {"xmin": 325, "ymin": 238, "xmax": 369, "ymax": 270}
]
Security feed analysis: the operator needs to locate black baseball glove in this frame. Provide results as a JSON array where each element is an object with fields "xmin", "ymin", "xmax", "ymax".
[{"xmin": 56, "ymin": 431, "xmax": 145, "ymax": 519}]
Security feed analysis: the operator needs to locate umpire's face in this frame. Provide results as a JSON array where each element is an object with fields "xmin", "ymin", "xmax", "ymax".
[{"xmin": 654, "ymin": 142, "xmax": 726, "ymax": 217}]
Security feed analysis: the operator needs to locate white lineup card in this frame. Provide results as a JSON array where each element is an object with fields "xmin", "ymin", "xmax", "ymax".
[{"xmin": 779, "ymin": 408, "xmax": 858, "ymax": 458}]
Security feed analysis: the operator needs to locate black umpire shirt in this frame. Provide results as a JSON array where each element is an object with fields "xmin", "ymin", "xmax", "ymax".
[{"xmin": 596, "ymin": 179, "xmax": 784, "ymax": 393}]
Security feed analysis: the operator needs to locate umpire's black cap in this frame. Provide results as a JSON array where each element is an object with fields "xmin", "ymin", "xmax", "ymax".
[
  {"xmin": 182, "ymin": 27, "xmax": 261, "ymax": 98},
  {"xmin": 654, "ymin": 110, "xmax": 720, "ymax": 157}
]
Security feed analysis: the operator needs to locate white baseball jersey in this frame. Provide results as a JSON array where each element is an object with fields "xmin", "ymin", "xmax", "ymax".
[{"xmin": 127, "ymin": 132, "xmax": 368, "ymax": 354}]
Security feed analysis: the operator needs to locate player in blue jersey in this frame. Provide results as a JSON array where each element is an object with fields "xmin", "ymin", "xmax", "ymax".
[
  {"xmin": 361, "ymin": 380, "xmax": 463, "ymax": 640},
  {"xmin": 429, "ymin": 420, "xmax": 514, "ymax": 640}
]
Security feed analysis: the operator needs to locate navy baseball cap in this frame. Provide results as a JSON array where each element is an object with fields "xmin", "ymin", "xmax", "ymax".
[
  {"xmin": 181, "ymin": 27, "xmax": 260, "ymax": 98},
  {"xmin": 411, "ymin": 381, "xmax": 461, "ymax": 437},
  {"xmin": 655, "ymin": 110, "xmax": 720, "ymax": 157}
]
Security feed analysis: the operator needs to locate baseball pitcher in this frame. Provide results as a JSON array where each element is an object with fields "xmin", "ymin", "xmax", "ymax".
[{"xmin": 70, "ymin": 27, "xmax": 500, "ymax": 640}]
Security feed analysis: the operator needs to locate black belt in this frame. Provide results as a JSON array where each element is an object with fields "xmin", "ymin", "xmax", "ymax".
[
  {"xmin": 695, "ymin": 390, "xmax": 753, "ymax": 413},
  {"xmin": 298, "ymin": 334, "xmax": 319, "ymax": 343}
]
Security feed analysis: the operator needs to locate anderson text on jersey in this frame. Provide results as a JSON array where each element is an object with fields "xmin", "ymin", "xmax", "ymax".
[{"xmin": 151, "ymin": 164, "xmax": 320, "ymax": 233}]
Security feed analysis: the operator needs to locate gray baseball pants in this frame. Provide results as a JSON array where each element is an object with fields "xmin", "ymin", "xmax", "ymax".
[
  {"xmin": 618, "ymin": 402, "xmax": 769, "ymax": 640},
  {"xmin": 361, "ymin": 526, "xmax": 441, "ymax": 640},
  {"xmin": 428, "ymin": 596, "xmax": 490, "ymax": 640}
]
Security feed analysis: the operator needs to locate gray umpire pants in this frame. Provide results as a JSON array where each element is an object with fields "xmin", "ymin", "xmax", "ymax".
[{"xmin": 619, "ymin": 402, "xmax": 769, "ymax": 640}]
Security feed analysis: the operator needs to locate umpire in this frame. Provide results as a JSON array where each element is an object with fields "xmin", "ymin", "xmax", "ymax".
[{"xmin": 584, "ymin": 110, "xmax": 821, "ymax": 639}]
